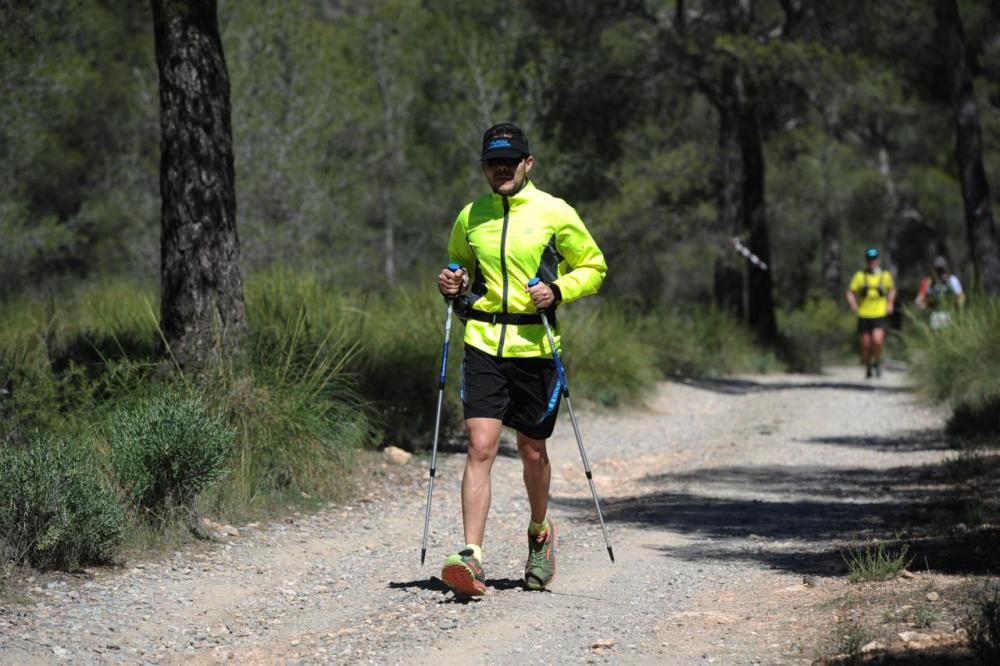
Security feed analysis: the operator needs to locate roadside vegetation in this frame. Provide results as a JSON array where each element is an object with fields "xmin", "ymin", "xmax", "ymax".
[
  {"xmin": 0, "ymin": 271, "xmax": 781, "ymax": 573},
  {"xmin": 907, "ymin": 298, "xmax": 1000, "ymax": 445}
]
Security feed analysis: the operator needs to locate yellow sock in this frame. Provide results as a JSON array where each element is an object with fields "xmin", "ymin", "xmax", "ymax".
[
  {"xmin": 528, "ymin": 518, "xmax": 548, "ymax": 536},
  {"xmin": 464, "ymin": 543, "xmax": 482, "ymax": 564}
]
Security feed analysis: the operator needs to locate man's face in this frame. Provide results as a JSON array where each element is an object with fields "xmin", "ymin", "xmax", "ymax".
[
  {"xmin": 481, "ymin": 154, "xmax": 533, "ymax": 196},
  {"xmin": 867, "ymin": 257, "xmax": 880, "ymax": 270}
]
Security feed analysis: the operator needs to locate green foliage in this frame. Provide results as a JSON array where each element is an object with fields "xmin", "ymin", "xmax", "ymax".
[
  {"xmin": 560, "ymin": 305, "xmax": 659, "ymax": 407},
  {"xmin": 0, "ymin": 279, "xmax": 159, "ymax": 443},
  {"xmin": 907, "ymin": 298, "xmax": 1000, "ymax": 440},
  {"xmin": 108, "ymin": 395, "xmax": 235, "ymax": 516},
  {"xmin": 0, "ymin": 437, "xmax": 127, "ymax": 570},
  {"xmin": 638, "ymin": 308, "xmax": 778, "ymax": 378},
  {"xmin": 842, "ymin": 542, "xmax": 913, "ymax": 583},
  {"xmin": 777, "ymin": 298, "xmax": 855, "ymax": 372}
]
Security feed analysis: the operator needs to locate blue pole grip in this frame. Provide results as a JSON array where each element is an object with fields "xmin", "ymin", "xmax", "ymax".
[
  {"xmin": 447, "ymin": 262, "xmax": 461, "ymax": 272},
  {"xmin": 527, "ymin": 277, "xmax": 541, "ymax": 287}
]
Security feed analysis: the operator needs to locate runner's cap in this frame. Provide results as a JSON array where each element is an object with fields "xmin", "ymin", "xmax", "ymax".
[
  {"xmin": 933, "ymin": 255, "xmax": 948, "ymax": 269},
  {"xmin": 865, "ymin": 247, "xmax": 880, "ymax": 259},
  {"xmin": 481, "ymin": 123, "xmax": 530, "ymax": 160}
]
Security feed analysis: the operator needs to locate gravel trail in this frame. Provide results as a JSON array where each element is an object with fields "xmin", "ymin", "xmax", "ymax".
[{"xmin": 0, "ymin": 365, "xmax": 951, "ymax": 664}]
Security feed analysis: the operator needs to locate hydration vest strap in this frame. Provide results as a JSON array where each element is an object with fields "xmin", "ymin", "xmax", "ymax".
[{"xmin": 464, "ymin": 310, "xmax": 546, "ymax": 326}]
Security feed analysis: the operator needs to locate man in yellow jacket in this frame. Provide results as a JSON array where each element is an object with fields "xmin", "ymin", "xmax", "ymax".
[
  {"xmin": 846, "ymin": 247, "xmax": 896, "ymax": 378},
  {"xmin": 436, "ymin": 122, "xmax": 607, "ymax": 595}
]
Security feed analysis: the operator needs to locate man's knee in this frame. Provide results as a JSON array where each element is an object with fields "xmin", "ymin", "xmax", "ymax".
[
  {"xmin": 467, "ymin": 434, "xmax": 499, "ymax": 463},
  {"xmin": 517, "ymin": 435, "xmax": 549, "ymax": 465}
]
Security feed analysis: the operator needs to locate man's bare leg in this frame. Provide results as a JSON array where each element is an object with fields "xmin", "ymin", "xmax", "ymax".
[
  {"xmin": 860, "ymin": 332, "xmax": 872, "ymax": 367},
  {"xmin": 462, "ymin": 417, "xmax": 503, "ymax": 547},
  {"xmin": 871, "ymin": 327, "xmax": 886, "ymax": 365},
  {"xmin": 516, "ymin": 432, "xmax": 550, "ymax": 524}
]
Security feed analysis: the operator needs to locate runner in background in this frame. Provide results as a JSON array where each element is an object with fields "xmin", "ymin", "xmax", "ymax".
[
  {"xmin": 915, "ymin": 255, "xmax": 965, "ymax": 329},
  {"xmin": 846, "ymin": 247, "xmax": 896, "ymax": 379}
]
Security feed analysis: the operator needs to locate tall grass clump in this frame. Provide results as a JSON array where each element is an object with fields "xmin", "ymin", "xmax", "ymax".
[
  {"xmin": 107, "ymin": 394, "xmax": 235, "ymax": 518},
  {"xmin": 0, "ymin": 436, "xmax": 127, "ymax": 570},
  {"xmin": 200, "ymin": 269, "xmax": 374, "ymax": 514},
  {"xmin": 842, "ymin": 542, "xmax": 913, "ymax": 583},
  {"xmin": 907, "ymin": 298, "xmax": 1000, "ymax": 443}
]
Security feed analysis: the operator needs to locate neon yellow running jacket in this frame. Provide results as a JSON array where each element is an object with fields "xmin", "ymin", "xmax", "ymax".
[{"xmin": 447, "ymin": 181, "xmax": 607, "ymax": 358}]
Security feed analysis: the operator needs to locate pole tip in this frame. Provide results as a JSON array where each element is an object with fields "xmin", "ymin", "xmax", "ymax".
[
  {"xmin": 420, "ymin": 549, "xmax": 426, "ymax": 566},
  {"xmin": 608, "ymin": 547, "xmax": 615, "ymax": 563}
]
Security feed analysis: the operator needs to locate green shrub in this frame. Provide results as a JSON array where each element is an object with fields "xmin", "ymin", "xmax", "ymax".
[
  {"xmin": 778, "ymin": 297, "xmax": 854, "ymax": 373},
  {"xmin": 108, "ymin": 395, "xmax": 235, "ymax": 516},
  {"xmin": 0, "ymin": 437, "xmax": 127, "ymax": 570}
]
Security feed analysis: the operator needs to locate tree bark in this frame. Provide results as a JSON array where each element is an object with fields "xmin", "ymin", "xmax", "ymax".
[
  {"xmin": 936, "ymin": 0, "xmax": 1000, "ymax": 295},
  {"xmin": 715, "ymin": 63, "xmax": 778, "ymax": 342},
  {"xmin": 152, "ymin": 0, "xmax": 246, "ymax": 369},
  {"xmin": 714, "ymin": 65, "xmax": 745, "ymax": 320},
  {"xmin": 740, "ymin": 82, "xmax": 778, "ymax": 342}
]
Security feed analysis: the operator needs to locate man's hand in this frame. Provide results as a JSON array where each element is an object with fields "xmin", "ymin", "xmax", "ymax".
[
  {"xmin": 438, "ymin": 266, "xmax": 466, "ymax": 297},
  {"xmin": 526, "ymin": 280, "xmax": 555, "ymax": 310}
]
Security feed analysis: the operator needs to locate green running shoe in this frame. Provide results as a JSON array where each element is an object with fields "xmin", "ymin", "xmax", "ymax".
[
  {"xmin": 524, "ymin": 518, "xmax": 556, "ymax": 590},
  {"xmin": 441, "ymin": 548, "xmax": 487, "ymax": 596}
]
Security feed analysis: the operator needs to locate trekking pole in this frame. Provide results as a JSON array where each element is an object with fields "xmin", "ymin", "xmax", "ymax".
[
  {"xmin": 528, "ymin": 277, "xmax": 615, "ymax": 563},
  {"xmin": 420, "ymin": 263, "xmax": 461, "ymax": 565}
]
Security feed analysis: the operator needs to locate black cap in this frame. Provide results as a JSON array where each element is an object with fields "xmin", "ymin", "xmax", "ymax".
[
  {"xmin": 866, "ymin": 247, "xmax": 880, "ymax": 259},
  {"xmin": 481, "ymin": 122, "xmax": 530, "ymax": 160}
]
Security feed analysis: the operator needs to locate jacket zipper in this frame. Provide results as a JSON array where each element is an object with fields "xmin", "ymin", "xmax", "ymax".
[{"xmin": 497, "ymin": 196, "xmax": 510, "ymax": 357}]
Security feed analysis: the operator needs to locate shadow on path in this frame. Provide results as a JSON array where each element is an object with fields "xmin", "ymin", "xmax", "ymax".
[
  {"xmin": 552, "ymin": 460, "xmax": 1000, "ymax": 577},
  {"xmin": 804, "ymin": 430, "xmax": 950, "ymax": 452},
  {"xmin": 387, "ymin": 576, "xmax": 525, "ymax": 595},
  {"xmin": 678, "ymin": 376, "xmax": 911, "ymax": 395}
]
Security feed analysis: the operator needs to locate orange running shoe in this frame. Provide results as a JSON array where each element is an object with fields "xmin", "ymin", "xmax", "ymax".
[{"xmin": 441, "ymin": 548, "xmax": 487, "ymax": 596}]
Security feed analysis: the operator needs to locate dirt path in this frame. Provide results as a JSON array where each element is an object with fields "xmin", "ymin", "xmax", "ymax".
[{"xmin": 1, "ymin": 366, "xmax": 960, "ymax": 664}]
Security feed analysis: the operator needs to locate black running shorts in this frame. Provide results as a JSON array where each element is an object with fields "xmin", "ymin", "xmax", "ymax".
[
  {"xmin": 857, "ymin": 316, "xmax": 889, "ymax": 333},
  {"xmin": 461, "ymin": 344, "xmax": 562, "ymax": 439}
]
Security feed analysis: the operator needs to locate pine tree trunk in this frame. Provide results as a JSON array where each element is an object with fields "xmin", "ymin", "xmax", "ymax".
[
  {"xmin": 739, "ymin": 79, "xmax": 778, "ymax": 342},
  {"xmin": 715, "ymin": 64, "xmax": 778, "ymax": 341},
  {"xmin": 714, "ymin": 67, "xmax": 745, "ymax": 320},
  {"xmin": 936, "ymin": 0, "xmax": 1000, "ymax": 295},
  {"xmin": 152, "ymin": 0, "xmax": 246, "ymax": 369}
]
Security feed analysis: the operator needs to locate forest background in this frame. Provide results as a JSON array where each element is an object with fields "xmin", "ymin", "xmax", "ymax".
[{"xmin": 1, "ymin": 0, "xmax": 999, "ymax": 575}]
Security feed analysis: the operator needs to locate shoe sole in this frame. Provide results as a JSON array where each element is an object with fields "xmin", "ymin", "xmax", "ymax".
[
  {"xmin": 441, "ymin": 560, "xmax": 487, "ymax": 597},
  {"xmin": 525, "ymin": 521, "xmax": 557, "ymax": 590}
]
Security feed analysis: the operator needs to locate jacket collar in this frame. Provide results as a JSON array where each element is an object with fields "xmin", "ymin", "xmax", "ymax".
[{"xmin": 491, "ymin": 180, "xmax": 537, "ymax": 207}]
